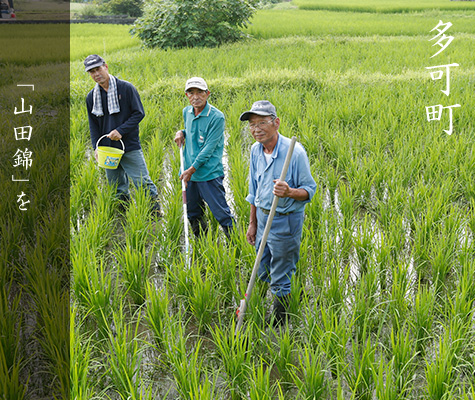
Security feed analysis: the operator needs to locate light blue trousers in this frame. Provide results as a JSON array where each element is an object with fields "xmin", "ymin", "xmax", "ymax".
[
  {"xmin": 105, "ymin": 149, "xmax": 158, "ymax": 199},
  {"xmin": 256, "ymin": 208, "xmax": 304, "ymax": 297}
]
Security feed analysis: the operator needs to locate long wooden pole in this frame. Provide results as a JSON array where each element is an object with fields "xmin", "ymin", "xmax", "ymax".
[{"xmin": 235, "ymin": 136, "xmax": 297, "ymax": 334}]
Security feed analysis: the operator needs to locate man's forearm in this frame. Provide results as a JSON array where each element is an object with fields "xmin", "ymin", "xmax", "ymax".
[
  {"xmin": 249, "ymin": 204, "xmax": 257, "ymax": 225},
  {"xmin": 287, "ymin": 188, "xmax": 309, "ymax": 201}
]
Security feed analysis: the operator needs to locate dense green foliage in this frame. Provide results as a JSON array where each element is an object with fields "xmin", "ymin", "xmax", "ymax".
[
  {"xmin": 71, "ymin": 1, "xmax": 475, "ymax": 398},
  {"xmin": 132, "ymin": 0, "xmax": 257, "ymax": 49},
  {"xmin": 102, "ymin": 0, "xmax": 143, "ymax": 17}
]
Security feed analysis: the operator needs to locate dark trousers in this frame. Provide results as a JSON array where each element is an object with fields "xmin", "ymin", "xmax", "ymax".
[{"xmin": 186, "ymin": 176, "xmax": 234, "ymax": 228}]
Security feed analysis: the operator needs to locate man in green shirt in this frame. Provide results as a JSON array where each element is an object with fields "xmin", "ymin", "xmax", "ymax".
[{"xmin": 174, "ymin": 77, "xmax": 234, "ymax": 238}]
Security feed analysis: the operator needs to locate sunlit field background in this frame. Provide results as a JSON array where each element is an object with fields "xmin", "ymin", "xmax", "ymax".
[{"xmin": 70, "ymin": 1, "xmax": 475, "ymax": 399}]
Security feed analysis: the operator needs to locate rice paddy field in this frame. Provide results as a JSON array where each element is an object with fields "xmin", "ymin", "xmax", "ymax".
[{"xmin": 70, "ymin": 1, "xmax": 475, "ymax": 399}]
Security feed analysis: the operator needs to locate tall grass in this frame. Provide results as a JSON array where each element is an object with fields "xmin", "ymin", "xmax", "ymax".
[
  {"xmin": 246, "ymin": 9, "xmax": 475, "ymax": 39},
  {"xmin": 294, "ymin": 0, "xmax": 475, "ymax": 13}
]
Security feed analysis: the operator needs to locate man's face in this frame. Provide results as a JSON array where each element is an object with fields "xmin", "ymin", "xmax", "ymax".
[
  {"xmin": 185, "ymin": 88, "xmax": 210, "ymax": 110},
  {"xmin": 88, "ymin": 64, "xmax": 109, "ymax": 86},
  {"xmin": 248, "ymin": 114, "xmax": 279, "ymax": 146}
]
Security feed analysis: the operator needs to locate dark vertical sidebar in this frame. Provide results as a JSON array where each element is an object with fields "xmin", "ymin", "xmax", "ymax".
[{"xmin": 0, "ymin": 1, "xmax": 69, "ymax": 399}]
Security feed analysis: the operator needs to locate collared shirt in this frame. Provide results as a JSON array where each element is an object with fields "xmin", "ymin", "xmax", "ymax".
[
  {"xmin": 246, "ymin": 134, "xmax": 316, "ymax": 214},
  {"xmin": 182, "ymin": 101, "xmax": 225, "ymax": 182}
]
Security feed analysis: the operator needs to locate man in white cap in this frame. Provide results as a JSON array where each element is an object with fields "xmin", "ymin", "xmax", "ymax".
[
  {"xmin": 84, "ymin": 54, "xmax": 161, "ymax": 215},
  {"xmin": 174, "ymin": 77, "xmax": 234, "ymax": 239},
  {"xmin": 240, "ymin": 100, "xmax": 316, "ymax": 327}
]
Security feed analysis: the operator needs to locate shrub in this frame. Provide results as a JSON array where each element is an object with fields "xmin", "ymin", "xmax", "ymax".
[
  {"xmin": 103, "ymin": 0, "xmax": 143, "ymax": 17},
  {"xmin": 78, "ymin": 4, "xmax": 99, "ymax": 18},
  {"xmin": 132, "ymin": 0, "xmax": 257, "ymax": 49}
]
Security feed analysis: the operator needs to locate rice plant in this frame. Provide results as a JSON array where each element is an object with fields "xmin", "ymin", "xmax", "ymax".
[
  {"xmin": 389, "ymin": 262, "xmax": 411, "ymax": 332},
  {"xmin": 291, "ymin": 344, "xmax": 327, "ymax": 400},
  {"xmin": 210, "ymin": 321, "xmax": 253, "ymax": 399},
  {"xmin": 337, "ymin": 183, "xmax": 355, "ymax": 261},
  {"xmin": 352, "ymin": 215, "xmax": 374, "ymax": 275},
  {"xmin": 429, "ymin": 232, "xmax": 458, "ymax": 296},
  {"xmin": 115, "ymin": 245, "xmax": 155, "ymax": 305},
  {"xmin": 72, "ymin": 250, "xmax": 118, "ymax": 339},
  {"xmin": 449, "ymin": 261, "xmax": 475, "ymax": 327},
  {"xmin": 187, "ymin": 262, "xmax": 220, "ymax": 331},
  {"xmin": 344, "ymin": 337, "xmax": 375, "ymax": 400},
  {"xmin": 106, "ymin": 304, "xmax": 145, "ymax": 399},
  {"xmin": 24, "ymin": 246, "xmax": 69, "ymax": 398},
  {"xmin": 158, "ymin": 162, "xmax": 184, "ymax": 262},
  {"xmin": 319, "ymin": 306, "xmax": 352, "ymax": 378},
  {"xmin": 352, "ymin": 265, "xmax": 379, "ymax": 340},
  {"xmin": 70, "ymin": 160, "xmax": 100, "ymax": 224},
  {"xmin": 390, "ymin": 327, "xmax": 417, "ymax": 396},
  {"xmin": 0, "ymin": 286, "xmax": 25, "ymax": 400},
  {"xmin": 425, "ymin": 333, "xmax": 456, "ymax": 400},
  {"xmin": 145, "ymin": 283, "xmax": 170, "ymax": 351},
  {"xmin": 322, "ymin": 258, "xmax": 349, "ymax": 309},
  {"xmin": 168, "ymin": 336, "xmax": 208, "ymax": 400},
  {"xmin": 411, "ymin": 285, "xmax": 436, "ymax": 356},
  {"xmin": 0, "ymin": 345, "xmax": 26, "ymax": 400},
  {"xmin": 375, "ymin": 231, "xmax": 391, "ymax": 293},
  {"xmin": 194, "ymin": 230, "xmax": 247, "ymax": 306},
  {"xmin": 70, "ymin": 305, "xmax": 96, "ymax": 400},
  {"xmin": 266, "ymin": 326, "xmax": 297, "ymax": 391},
  {"xmin": 123, "ymin": 187, "xmax": 155, "ymax": 252},
  {"xmin": 248, "ymin": 358, "xmax": 277, "ymax": 400}
]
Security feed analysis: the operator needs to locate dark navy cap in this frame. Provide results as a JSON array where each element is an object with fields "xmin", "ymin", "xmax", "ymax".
[{"xmin": 84, "ymin": 54, "xmax": 106, "ymax": 72}]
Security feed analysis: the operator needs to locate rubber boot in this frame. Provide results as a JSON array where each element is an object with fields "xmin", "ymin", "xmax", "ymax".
[
  {"xmin": 190, "ymin": 217, "xmax": 208, "ymax": 238},
  {"xmin": 117, "ymin": 193, "xmax": 131, "ymax": 213},
  {"xmin": 271, "ymin": 294, "xmax": 291, "ymax": 327},
  {"xmin": 257, "ymin": 281, "xmax": 269, "ymax": 300},
  {"xmin": 150, "ymin": 196, "xmax": 162, "ymax": 217},
  {"xmin": 222, "ymin": 224, "xmax": 233, "ymax": 240}
]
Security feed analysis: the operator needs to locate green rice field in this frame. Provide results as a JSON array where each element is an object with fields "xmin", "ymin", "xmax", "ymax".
[
  {"xmin": 70, "ymin": 1, "xmax": 475, "ymax": 399},
  {"xmin": 0, "ymin": 20, "xmax": 69, "ymax": 399}
]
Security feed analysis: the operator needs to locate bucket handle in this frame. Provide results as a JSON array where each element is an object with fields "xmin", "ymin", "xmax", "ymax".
[{"xmin": 95, "ymin": 134, "xmax": 125, "ymax": 151}]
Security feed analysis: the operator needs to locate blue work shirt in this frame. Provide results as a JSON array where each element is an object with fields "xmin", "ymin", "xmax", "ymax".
[
  {"xmin": 182, "ymin": 101, "xmax": 225, "ymax": 182},
  {"xmin": 246, "ymin": 134, "xmax": 316, "ymax": 214}
]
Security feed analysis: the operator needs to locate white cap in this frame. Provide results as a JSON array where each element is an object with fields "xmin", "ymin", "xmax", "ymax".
[{"xmin": 185, "ymin": 77, "xmax": 208, "ymax": 92}]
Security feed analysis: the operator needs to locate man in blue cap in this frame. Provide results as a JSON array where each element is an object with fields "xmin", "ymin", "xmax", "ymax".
[
  {"xmin": 174, "ymin": 77, "xmax": 235, "ymax": 239},
  {"xmin": 240, "ymin": 100, "xmax": 316, "ymax": 326},
  {"xmin": 84, "ymin": 54, "xmax": 161, "ymax": 215}
]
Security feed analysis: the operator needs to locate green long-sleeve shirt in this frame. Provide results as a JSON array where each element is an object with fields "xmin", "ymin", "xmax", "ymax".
[{"xmin": 182, "ymin": 101, "xmax": 225, "ymax": 182}]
